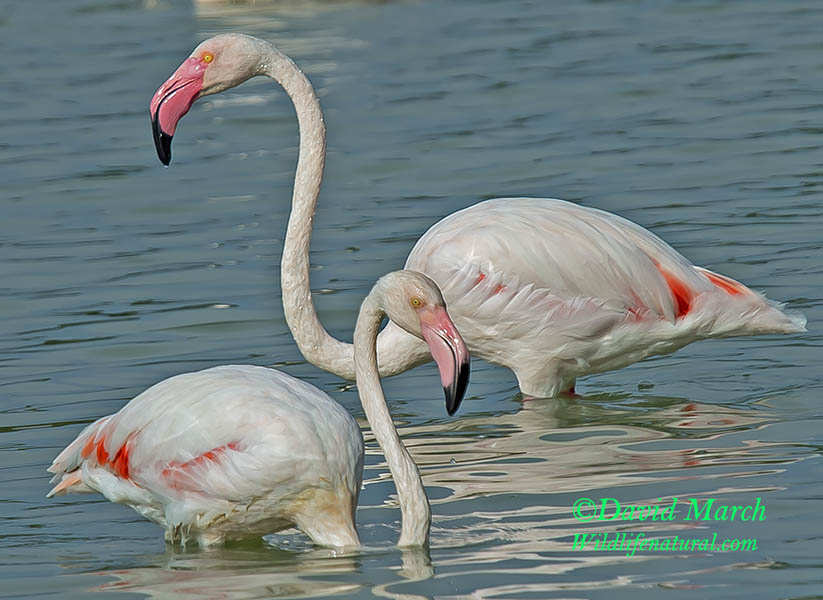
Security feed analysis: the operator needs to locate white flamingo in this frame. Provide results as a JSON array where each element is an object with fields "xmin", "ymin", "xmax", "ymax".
[
  {"xmin": 150, "ymin": 33, "xmax": 806, "ymax": 399},
  {"xmin": 47, "ymin": 270, "xmax": 470, "ymax": 547}
]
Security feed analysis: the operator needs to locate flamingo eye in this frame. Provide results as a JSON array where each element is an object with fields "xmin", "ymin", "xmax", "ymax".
[
  {"xmin": 202, "ymin": 52, "xmax": 214, "ymax": 64},
  {"xmin": 410, "ymin": 297, "xmax": 422, "ymax": 309}
]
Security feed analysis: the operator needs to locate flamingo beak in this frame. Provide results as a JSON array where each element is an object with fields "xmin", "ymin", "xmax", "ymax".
[
  {"xmin": 418, "ymin": 306, "xmax": 470, "ymax": 416},
  {"xmin": 149, "ymin": 57, "xmax": 207, "ymax": 165}
]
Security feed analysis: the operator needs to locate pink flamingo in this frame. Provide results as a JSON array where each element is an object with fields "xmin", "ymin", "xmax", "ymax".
[
  {"xmin": 47, "ymin": 270, "xmax": 470, "ymax": 547},
  {"xmin": 150, "ymin": 34, "xmax": 805, "ymax": 399}
]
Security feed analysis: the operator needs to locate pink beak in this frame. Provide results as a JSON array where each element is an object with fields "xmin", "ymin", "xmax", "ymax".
[
  {"xmin": 149, "ymin": 57, "xmax": 208, "ymax": 165},
  {"xmin": 419, "ymin": 306, "xmax": 471, "ymax": 416}
]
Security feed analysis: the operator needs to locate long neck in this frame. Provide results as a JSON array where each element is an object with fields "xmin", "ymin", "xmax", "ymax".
[
  {"xmin": 354, "ymin": 293, "xmax": 431, "ymax": 547},
  {"xmin": 261, "ymin": 48, "xmax": 355, "ymax": 377},
  {"xmin": 261, "ymin": 48, "xmax": 431, "ymax": 380}
]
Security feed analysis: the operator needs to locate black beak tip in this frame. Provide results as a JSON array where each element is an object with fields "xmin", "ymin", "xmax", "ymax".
[
  {"xmin": 444, "ymin": 359, "xmax": 470, "ymax": 416},
  {"xmin": 151, "ymin": 115, "xmax": 173, "ymax": 166}
]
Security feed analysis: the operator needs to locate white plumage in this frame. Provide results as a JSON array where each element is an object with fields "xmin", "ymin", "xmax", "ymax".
[{"xmin": 48, "ymin": 365, "xmax": 364, "ymax": 547}]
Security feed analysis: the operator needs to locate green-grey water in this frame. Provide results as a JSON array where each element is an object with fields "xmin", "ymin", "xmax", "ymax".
[{"xmin": 2, "ymin": 1, "xmax": 821, "ymax": 598}]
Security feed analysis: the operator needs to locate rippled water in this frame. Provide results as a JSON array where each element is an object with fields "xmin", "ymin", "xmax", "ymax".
[{"xmin": 2, "ymin": 0, "xmax": 821, "ymax": 598}]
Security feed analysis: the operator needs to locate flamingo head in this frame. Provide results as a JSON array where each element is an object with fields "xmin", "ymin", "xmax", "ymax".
[
  {"xmin": 375, "ymin": 271, "xmax": 471, "ymax": 416},
  {"xmin": 150, "ymin": 34, "xmax": 265, "ymax": 165}
]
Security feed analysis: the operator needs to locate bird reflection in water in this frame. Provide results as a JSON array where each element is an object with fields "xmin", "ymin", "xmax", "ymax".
[{"xmin": 92, "ymin": 545, "xmax": 432, "ymax": 599}]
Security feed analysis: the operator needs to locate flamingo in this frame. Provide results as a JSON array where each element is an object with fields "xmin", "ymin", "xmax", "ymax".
[
  {"xmin": 47, "ymin": 270, "xmax": 470, "ymax": 547},
  {"xmin": 150, "ymin": 33, "xmax": 806, "ymax": 399}
]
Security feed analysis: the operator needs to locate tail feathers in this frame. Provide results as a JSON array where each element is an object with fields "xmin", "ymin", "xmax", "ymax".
[
  {"xmin": 47, "ymin": 416, "xmax": 114, "ymax": 499},
  {"xmin": 690, "ymin": 268, "xmax": 806, "ymax": 337},
  {"xmin": 46, "ymin": 470, "xmax": 94, "ymax": 497},
  {"xmin": 47, "ymin": 415, "xmax": 112, "ymax": 478},
  {"xmin": 736, "ymin": 299, "xmax": 807, "ymax": 335}
]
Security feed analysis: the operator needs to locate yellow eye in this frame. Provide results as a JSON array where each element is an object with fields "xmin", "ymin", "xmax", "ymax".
[
  {"xmin": 202, "ymin": 52, "xmax": 214, "ymax": 64},
  {"xmin": 410, "ymin": 296, "xmax": 422, "ymax": 308}
]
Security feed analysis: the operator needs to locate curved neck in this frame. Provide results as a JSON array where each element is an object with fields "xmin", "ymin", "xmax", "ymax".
[
  {"xmin": 354, "ymin": 292, "xmax": 431, "ymax": 547},
  {"xmin": 261, "ymin": 48, "xmax": 431, "ymax": 380},
  {"xmin": 261, "ymin": 48, "xmax": 354, "ymax": 376}
]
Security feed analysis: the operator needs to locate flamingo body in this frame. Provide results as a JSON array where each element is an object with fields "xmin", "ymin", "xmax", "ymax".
[
  {"xmin": 48, "ymin": 365, "xmax": 364, "ymax": 547},
  {"xmin": 397, "ymin": 197, "xmax": 806, "ymax": 396}
]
